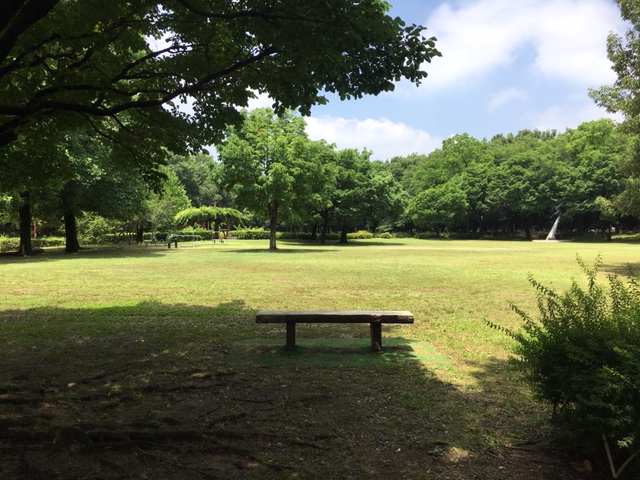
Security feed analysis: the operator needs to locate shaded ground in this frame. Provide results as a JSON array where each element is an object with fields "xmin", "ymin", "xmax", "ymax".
[{"xmin": 0, "ymin": 314, "xmax": 600, "ymax": 479}]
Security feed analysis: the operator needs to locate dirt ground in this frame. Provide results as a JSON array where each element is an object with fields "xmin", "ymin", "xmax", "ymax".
[{"xmin": 0, "ymin": 335, "xmax": 605, "ymax": 479}]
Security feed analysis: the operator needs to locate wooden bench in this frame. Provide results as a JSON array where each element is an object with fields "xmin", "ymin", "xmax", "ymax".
[
  {"xmin": 255, "ymin": 310, "xmax": 414, "ymax": 352},
  {"xmin": 166, "ymin": 234, "xmax": 202, "ymax": 248}
]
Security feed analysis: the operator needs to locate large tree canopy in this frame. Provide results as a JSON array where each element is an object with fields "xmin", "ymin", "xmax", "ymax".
[{"xmin": 0, "ymin": 0, "xmax": 441, "ymax": 154}]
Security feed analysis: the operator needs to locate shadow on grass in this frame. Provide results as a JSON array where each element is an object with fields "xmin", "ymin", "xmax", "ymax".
[
  {"xmin": 0, "ymin": 302, "xmax": 577, "ymax": 479},
  {"xmin": 0, "ymin": 245, "xmax": 176, "ymax": 263},
  {"xmin": 603, "ymin": 260, "xmax": 640, "ymax": 277}
]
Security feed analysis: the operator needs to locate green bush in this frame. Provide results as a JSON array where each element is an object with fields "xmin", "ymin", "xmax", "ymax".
[
  {"xmin": 178, "ymin": 226, "xmax": 213, "ymax": 240},
  {"xmin": 32, "ymin": 236, "xmax": 65, "ymax": 248},
  {"xmin": 0, "ymin": 236, "xmax": 65, "ymax": 251},
  {"xmin": 0, "ymin": 235, "xmax": 18, "ymax": 252},
  {"xmin": 489, "ymin": 256, "xmax": 640, "ymax": 475},
  {"xmin": 347, "ymin": 230, "xmax": 373, "ymax": 239},
  {"xmin": 77, "ymin": 213, "xmax": 122, "ymax": 244},
  {"xmin": 233, "ymin": 228, "xmax": 271, "ymax": 240}
]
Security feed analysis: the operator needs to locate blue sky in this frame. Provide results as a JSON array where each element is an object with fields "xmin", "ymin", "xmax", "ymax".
[{"xmin": 251, "ymin": 0, "xmax": 629, "ymax": 160}]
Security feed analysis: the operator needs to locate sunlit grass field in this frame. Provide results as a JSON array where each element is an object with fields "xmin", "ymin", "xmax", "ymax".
[{"xmin": 1, "ymin": 237, "xmax": 637, "ymax": 385}]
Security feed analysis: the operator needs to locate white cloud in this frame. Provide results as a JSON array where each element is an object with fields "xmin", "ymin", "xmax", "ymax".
[
  {"xmin": 488, "ymin": 87, "xmax": 528, "ymax": 111},
  {"xmin": 424, "ymin": 0, "xmax": 624, "ymax": 89},
  {"xmin": 304, "ymin": 116, "xmax": 441, "ymax": 160},
  {"xmin": 246, "ymin": 92, "xmax": 274, "ymax": 110},
  {"xmin": 533, "ymin": 102, "xmax": 623, "ymax": 132}
]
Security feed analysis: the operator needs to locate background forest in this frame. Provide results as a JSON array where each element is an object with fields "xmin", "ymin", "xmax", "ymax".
[{"xmin": 1, "ymin": 114, "xmax": 637, "ymax": 253}]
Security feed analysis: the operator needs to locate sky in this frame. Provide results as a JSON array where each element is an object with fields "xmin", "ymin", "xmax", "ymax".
[{"xmin": 249, "ymin": 0, "xmax": 630, "ymax": 160}]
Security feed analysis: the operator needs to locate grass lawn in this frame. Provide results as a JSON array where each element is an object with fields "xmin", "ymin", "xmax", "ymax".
[{"xmin": 0, "ymin": 237, "xmax": 637, "ymax": 479}]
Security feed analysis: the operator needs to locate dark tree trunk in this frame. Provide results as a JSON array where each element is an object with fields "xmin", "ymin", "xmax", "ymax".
[
  {"xmin": 310, "ymin": 222, "xmax": 317, "ymax": 242},
  {"xmin": 136, "ymin": 224, "xmax": 144, "ymax": 243},
  {"xmin": 268, "ymin": 203, "xmax": 278, "ymax": 250},
  {"xmin": 338, "ymin": 224, "xmax": 348, "ymax": 244},
  {"xmin": 64, "ymin": 210, "xmax": 81, "ymax": 253},
  {"xmin": 18, "ymin": 190, "xmax": 33, "ymax": 255}
]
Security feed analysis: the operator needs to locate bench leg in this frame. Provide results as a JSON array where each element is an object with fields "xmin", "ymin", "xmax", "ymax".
[
  {"xmin": 370, "ymin": 323, "xmax": 382, "ymax": 352},
  {"xmin": 285, "ymin": 322, "xmax": 296, "ymax": 350}
]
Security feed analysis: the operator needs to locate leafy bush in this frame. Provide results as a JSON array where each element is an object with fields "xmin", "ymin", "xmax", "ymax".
[
  {"xmin": 375, "ymin": 232, "xmax": 394, "ymax": 239},
  {"xmin": 489, "ymin": 256, "xmax": 640, "ymax": 476},
  {"xmin": 178, "ymin": 226, "xmax": 213, "ymax": 240},
  {"xmin": 0, "ymin": 236, "xmax": 65, "ymax": 251},
  {"xmin": 32, "ymin": 237, "xmax": 65, "ymax": 248},
  {"xmin": 77, "ymin": 213, "xmax": 122, "ymax": 244},
  {"xmin": 233, "ymin": 228, "xmax": 271, "ymax": 240},
  {"xmin": 347, "ymin": 230, "xmax": 373, "ymax": 239},
  {"xmin": 0, "ymin": 235, "xmax": 18, "ymax": 252}
]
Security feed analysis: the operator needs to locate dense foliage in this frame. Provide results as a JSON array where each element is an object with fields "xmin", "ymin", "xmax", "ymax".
[
  {"xmin": 2, "ymin": 115, "xmax": 640, "ymax": 249},
  {"xmin": 489, "ymin": 257, "xmax": 640, "ymax": 476}
]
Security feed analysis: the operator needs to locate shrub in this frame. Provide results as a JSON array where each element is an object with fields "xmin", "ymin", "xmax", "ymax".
[
  {"xmin": 375, "ymin": 232, "xmax": 393, "ymax": 239},
  {"xmin": 32, "ymin": 237, "xmax": 65, "ymax": 248},
  {"xmin": 0, "ymin": 235, "xmax": 17, "ymax": 252},
  {"xmin": 233, "ymin": 228, "xmax": 270, "ymax": 240},
  {"xmin": 178, "ymin": 226, "xmax": 213, "ymax": 240},
  {"xmin": 77, "ymin": 213, "xmax": 121, "ymax": 244},
  {"xmin": 347, "ymin": 230, "xmax": 373, "ymax": 240},
  {"xmin": 488, "ymin": 256, "xmax": 640, "ymax": 477}
]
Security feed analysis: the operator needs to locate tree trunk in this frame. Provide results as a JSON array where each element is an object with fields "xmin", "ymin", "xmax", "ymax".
[
  {"xmin": 136, "ymin": 224, "xmax": 144, "ymax": 243},
  {"xmin": 338, "ymin": 224, "xmax": 348, "ymax": 244},
  {"xmin": 64, "ymin": 210, "xmax": 81, "ymax": 253},
  {"xmin": 268, "ymin": 203, "xmax": 278, "ymax": 250},
  {"xmin": 17, "ymin": 190, "xmax": 33, "ymax": 256}
]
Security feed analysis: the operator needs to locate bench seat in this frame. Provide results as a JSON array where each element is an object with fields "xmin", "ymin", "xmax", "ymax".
[{"xmin": 255, "ymin": 310, "xmax": 413, "ymax": 351}]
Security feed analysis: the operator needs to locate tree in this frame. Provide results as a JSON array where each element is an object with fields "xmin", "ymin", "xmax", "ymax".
[
  {"xmin": 589, "ymin": 0, "xmax": 640, "ymax": 132},
  {"xmin": 323, "ymin": 148, "xmax": 376, "ymax": 243},
  {"xmin": 51, "ymin": 130, "xmax": 156, "ymax": 252},
  {"xmin": 487, "ymin": 130, "xmax": 562, "ymax": 237},
  {"xmin": 589, "ymin": 0, "xmax": 640, "ymax": 217},
  {"xmin": 167, "ymin": 153, "xmax": 221, "ymax": 208},
  {"xmin": 218, "ymin": 108, "xmax": 332, "ymax": 250},
  {"xmin": 408, "ymin": 182, "xmax": 468, "ymax": 236},
  {"xmin": 1, "ymin": 0, "xmax": 440, "ymax": 152},
  {"xmin": 556, "ymin": 119, "xmax": 626, "ymax": 233},
  {"xmin": 145, "ymin": 167, "xmax": 191, "ymax": 232}
]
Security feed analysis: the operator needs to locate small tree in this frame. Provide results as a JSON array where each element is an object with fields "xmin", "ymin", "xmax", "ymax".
[
  {"xmin": 489, "ymin": 256, "xmax": 640, "ymax": 478},
  {"xmin": 218, "ymin": 109, "xmax": 332, "ymax": 250}
]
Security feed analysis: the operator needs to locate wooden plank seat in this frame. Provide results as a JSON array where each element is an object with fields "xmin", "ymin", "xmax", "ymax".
[{"xmin": 255, "ymin": 310, "xmax": 414, "ymax": 352}]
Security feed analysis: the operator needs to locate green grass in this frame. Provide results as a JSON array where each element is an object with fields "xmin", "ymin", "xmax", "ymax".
[
  {"xmin": 1, "ymin": 237, "xmax": 637, "ymax": 382},
  {"xmin": 1, "ymin": 237, "xmax": 638, "ymax": 478}
]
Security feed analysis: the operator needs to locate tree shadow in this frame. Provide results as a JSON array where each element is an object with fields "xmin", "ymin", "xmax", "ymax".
[
  {"xmin": 0, "ymin": 245, "xmax": 177, "ymax": 263},
  {"xmin": 0, "ymin": 302, "xmax": 578, "ymax": 479},
  {"xmin": 223, "ymin": 247, "xmax": 337, "ymax": 254},
  {"xmin": 602, "ymin": 260, "xmax": 640, "ymax": 277}
]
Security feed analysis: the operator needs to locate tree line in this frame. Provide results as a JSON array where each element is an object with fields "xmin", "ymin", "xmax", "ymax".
[{"xmin": 2, "ymin": 108, "xmax": 639, "ymax": 252}]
